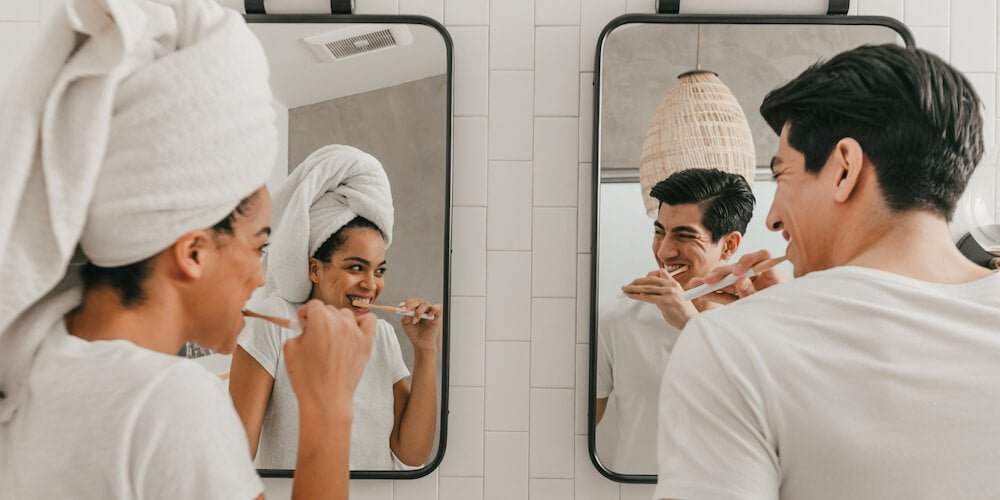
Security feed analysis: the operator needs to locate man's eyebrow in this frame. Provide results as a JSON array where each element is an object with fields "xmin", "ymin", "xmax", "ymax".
[
  {"xmin": 653, "ymin": 221, "xmax": 665, "ymax": 230},
  {"xmin": 670, "ymin": 225, "xmax": 701, "ymax": 234}
]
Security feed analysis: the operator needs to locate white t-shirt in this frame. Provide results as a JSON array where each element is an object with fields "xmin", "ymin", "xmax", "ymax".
[
  {"xmin": 0, "ymin": 308, "xmax": 262, "ymax": 500},
  {"xmin": 237, "ymin": 295, "xmax": 410, "ymax": 470},
  {"xmin": 597, "ymin": 297, "xmax": 681, "ymax": 474},
  {"xmin": 656, "ymin": 266, "xmax": 1000, "ymax": 500}
]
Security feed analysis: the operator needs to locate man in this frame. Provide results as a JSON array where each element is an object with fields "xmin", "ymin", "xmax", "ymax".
[
  {"xmin": 655, "ymin": 44, "xmax": 1000, "ymax": 500},
  {"xmin": 595, "ymin": 168, "xmax": 754, "ymax": 473},
  {"xmin": 0, "ymin": 1, "xmax": 368, "ymax": 499}
]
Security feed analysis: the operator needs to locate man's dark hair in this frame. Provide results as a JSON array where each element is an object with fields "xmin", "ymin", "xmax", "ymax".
[
  {"xmin": 312, "ymin": 216, "xmax": 385, "ymax": 263},
  {"xmin": 649, "ymin": 168, "xmax": 755, "ymax": 243},
  {"xmin": 80, "ymin": 192, "xmax": 260, "ymax": 308},
  {"xmin": 759, "ymin": 44, "xmax": 983, "ymax": 220}
]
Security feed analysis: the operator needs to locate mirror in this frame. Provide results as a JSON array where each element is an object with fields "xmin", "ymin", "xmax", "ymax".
[
  {"xmin": 589, "ymin": 15, "xmax": 913, "ymax": 481},
  {"xmin": 184, "ymin": 14, "xmax": 451, "ymax": 479}
]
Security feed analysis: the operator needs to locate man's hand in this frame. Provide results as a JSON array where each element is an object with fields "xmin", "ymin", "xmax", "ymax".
[
  {"xmin": 688, "ymin": 250, "xmax": 787, "ymax": 305},
  {"xmin": 622, "ymin": 269, "xmax": 700, "ymax": 329},
  {"xmin": 284, "ymin": 299, "xmax": 375, "ymax": 416}
]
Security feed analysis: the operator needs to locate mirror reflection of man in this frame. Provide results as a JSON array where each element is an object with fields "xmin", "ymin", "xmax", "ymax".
[
  {"xmin": 655, "ymin": 44, "xmax": 1000, "ymax": 500},
  {"xmin": 595, "ymin": 168, "xmax": 754, "ymax": 473}
]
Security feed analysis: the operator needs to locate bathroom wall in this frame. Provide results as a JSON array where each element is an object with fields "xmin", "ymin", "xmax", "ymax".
[{"xmin": 1, "ymin": 0, "xmax": 997, "ymax": 499}]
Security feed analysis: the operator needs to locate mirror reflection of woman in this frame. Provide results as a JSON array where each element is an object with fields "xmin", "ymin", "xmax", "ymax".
[{"xmin": 229, "ymin": 145, "xmax": 441, "ymax": 470}]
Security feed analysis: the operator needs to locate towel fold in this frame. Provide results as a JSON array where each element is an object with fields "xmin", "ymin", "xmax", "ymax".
[
  {"xmin": 267, "ymin": 145, "xmax": 394, "ymax": 304},
  {"xmin": 0, "ymin": 0, "xmax": 276, "ymax": 423}
]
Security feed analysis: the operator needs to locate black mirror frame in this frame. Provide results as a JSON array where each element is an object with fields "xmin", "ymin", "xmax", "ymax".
[
  {"xmin": 588, "ymin": 13, "xmax": 914, "ymax": 484},
  {"xmin": 244, "ymin": 13, "xmax": 453, "ymax": 481}
]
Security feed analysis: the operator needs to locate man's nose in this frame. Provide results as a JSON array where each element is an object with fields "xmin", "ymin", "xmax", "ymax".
[{"xmin": 766, "ymin": 207, "xmax": 783, "ymax": 232}]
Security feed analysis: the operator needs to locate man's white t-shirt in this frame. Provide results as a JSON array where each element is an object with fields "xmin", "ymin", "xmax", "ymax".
[
  {"xmin": 656, "ymin": 266, "xmax": 1000, "ymax": 500},
  {"xmin": 0, "ymin": 302, "xmax": 263, "ymax": 500},
  {"xmin": 237, "ymin": 295, "xmax": 410, "ymax": 470},
  {"xmin": 597, "ymin": 297, "xmax": 681, "ymax": 474}
]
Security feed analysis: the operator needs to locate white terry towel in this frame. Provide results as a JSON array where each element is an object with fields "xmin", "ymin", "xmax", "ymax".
[
  {"xmin": 0, "ymin": 0, "xmax": 276, "ymax": 423},
  {"xmin": 267, "ymin": 145, "xmax": 394, "ymax": 304}
]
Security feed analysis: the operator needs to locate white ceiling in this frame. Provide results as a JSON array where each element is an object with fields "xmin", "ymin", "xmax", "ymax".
[{"xmin": 248, "ymin": 22, "xmax": 447, "ymax": 109}]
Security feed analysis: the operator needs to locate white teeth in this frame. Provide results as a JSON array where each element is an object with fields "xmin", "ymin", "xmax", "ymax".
[{"xmin": 349, "ymin": 296, "xmax": 372, "ymax": 304}]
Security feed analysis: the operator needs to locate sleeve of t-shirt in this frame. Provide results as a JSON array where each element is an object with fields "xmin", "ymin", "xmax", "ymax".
[
  {"xmin": 382, "ymin": 321, "xmax": 411, "ymax": 384},
  {"xmin": 237, "ymin": 316, "xmax": 283, "ymax": 378},
  {"xmin": 595, "ymin": 318, "xmax": 614, "ymax": 398},
  {"xmin": 654, "ymin": 315, "xmax": 780, "ymax": 500},
  {"xmin": 128, "ymin": 362, "xmax": 263, "ymax": 500}
]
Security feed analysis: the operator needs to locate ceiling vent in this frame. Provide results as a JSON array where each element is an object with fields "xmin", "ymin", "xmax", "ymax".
[{"xmin": 301, "ymin": 24, "xmax": 414, "ymax": 62}]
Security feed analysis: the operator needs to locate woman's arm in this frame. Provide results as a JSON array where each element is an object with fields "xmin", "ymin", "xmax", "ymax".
[
  {"xmin": 389, "ymin": 298, "xmax": 442, "ymax": 466},
  {"xmin": 228, "ymin": 345, "xmax": 275, "ymax": 459}
]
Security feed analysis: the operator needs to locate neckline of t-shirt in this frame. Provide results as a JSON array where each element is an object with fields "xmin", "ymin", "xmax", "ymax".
[{"xmin": 803, "ymin": 265, "xmax": 1000, "ymax": 296}]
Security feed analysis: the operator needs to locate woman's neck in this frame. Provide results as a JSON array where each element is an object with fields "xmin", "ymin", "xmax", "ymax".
[{"xmin": 65, "ymin": 287, "xmax": 186, "ymax": 355}]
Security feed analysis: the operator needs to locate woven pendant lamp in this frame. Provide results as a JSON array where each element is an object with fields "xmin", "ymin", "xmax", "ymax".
[{"xmin": 638, "ymin": 69, "xmax": 756, "ymax": 217}]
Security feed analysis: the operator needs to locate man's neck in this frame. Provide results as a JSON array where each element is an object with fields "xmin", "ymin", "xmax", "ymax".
[
  {"xmin": 65, "ymin": 287, "xmax": 187, "ymax": 355},
  {"xmin": 837, "ymin": 210, "xmax": 993, "ymax": 284}
]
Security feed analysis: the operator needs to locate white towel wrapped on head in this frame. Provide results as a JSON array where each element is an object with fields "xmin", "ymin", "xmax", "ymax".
[
  {"xmin": 0, "ymin": 0, "xmax": 276, "ymax": 423},
  {"xmin": 267, "ymin": 144, "xmax": 394, "ymax": 304}
]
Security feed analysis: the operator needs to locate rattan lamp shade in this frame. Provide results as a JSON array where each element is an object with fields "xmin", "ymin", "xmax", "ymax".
[{"xmin": 638, "ymin": 70, "xmax": 756, "ymax": 217}]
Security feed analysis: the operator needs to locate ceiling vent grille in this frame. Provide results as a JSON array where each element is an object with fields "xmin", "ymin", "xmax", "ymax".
[{"xmin": 302, "ymin": 25, "xmax": 414, "ymax": 62}]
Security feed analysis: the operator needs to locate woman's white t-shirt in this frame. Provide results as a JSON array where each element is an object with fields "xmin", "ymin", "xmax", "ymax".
[{"xmin": 237, "ymin": 295, "xmax": 410, "ymax": 470}]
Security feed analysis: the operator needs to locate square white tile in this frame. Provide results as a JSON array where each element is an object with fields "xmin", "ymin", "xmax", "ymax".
[
  {"xmin": 439, "ymin": 476, "xmax": 483, "ymax": 500},
  {"xmin": 534, "ymin": 118, "xmax": 580, "ymax": 207},
  {"xmin": 454, "ymin": 116, "xmax": 489, "ymax": 206},
  {"xmin": 445, "ymin": 0, "xmax": 488, "ymax": 25},
  {"xmin": 579, "ymin": 73, "xmax": 595, "ymax": 163},
  {"xmin": 857, "ymin": 0, "xmax": 903, "ymax": 18},
  {"xmin": 536, "ymin": 0, "xmax": 581, "ymax": 25},
  {"xmin": 489, "ymin": 71, "xmax": 535, "ymax": 160},
  {"xmin": 576, "ymin": 253, "xmax": 592, "ymax": 343},
  {"xmin": 529, "ymin": 388, "xmax": 576, "ymax": 478},
  {"xmin": 487, "ymin": 162, "xmax": 533, "ymax": 250},
  {"xmin": 439, "ymin": 387, "xmax": 485, "ymax": 476},
  {"xmin": 530, "ymin": 478, "xmax": 574, "ymax": 500},
  {"xmin": 968, "ymin": 73, "xmax": 997, "ymax": 149},
  {"xmin": 575, "ymin": 344, "xmax": 590, "ymax": 435},
  {"xmin": 580, "ymin": 0, "xmax": 627, "ymax": 72},
  {"xmin": 485, "ymin": 341, "xmax": 531, "ymax": 430},
  {"xmin": 574, "ymin": 435, "xmax": 620, "ymax": 500},
  {"xmin": 532, "ymin": 208, "xmax": 578, "ymax": 297},
  {"xmin": 451, "ymin": 207, "xmax": 487, "ymax": 296},
  {"xmin": 348, "ymin": 479, "xmax": 393, "ymax": 499},
  {"xmin": 625, "ymin": 0, "xmax": 654, "ymax": 14},
  {"xmin": 354, "ymin": 0, "xmax": 398, "ymax": 14},
  {"xmin": 451, "ymin": 27, "xmax": 489, "ymax": 116},
  {"xmin": 535, "ymin": 27, "xmax": 581, "ymax": 116},
  {"xmin": 449, "ymin": 297, "xmax": 486, "ymax": 387},
  {"xmin": 486, "ymin": 251, "xmax": 532, "ymax": 340},
  {"xmin": 394, "ymin": 470, "xmax": 438, "ymax": 499},
  {"xmin": 490, "ymin": 0, "xmax": 535, "ymax": 70},
  {"xmin": 909, "ymin": 26, "xmax": 950, "ymax": 62},
  {"xmin": 484, "ymin": 432, "xmax": 530, "ymax": 500},
  {"xmin": 530, "ymin": 298, "xmax": 576, "ymax": 387},
  {"xmin": 400, "ymin": 0, "xmax": 443, "ymax": 21},
  {"xmin": 0, "ymin": 1, "xmax": 36, "ymax": 21},
  {"xmin": 950, "ymin": 0, "xmax": 997, "ymax": 73},
  {"xmin": 578, "ymin": 163, "xmax": 593, "ymax": 253},
  {"xmin": 905, "ymin": 0, "xmax": 950, "ymax": 26}
]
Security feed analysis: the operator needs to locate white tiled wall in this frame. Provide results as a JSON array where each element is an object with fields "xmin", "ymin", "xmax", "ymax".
[{"xmin": 4, "ymin": 0, "xmax": 998, "ymax": 499}]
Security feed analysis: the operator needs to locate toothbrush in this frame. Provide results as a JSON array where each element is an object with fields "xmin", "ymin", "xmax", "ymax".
[{"xmin": 682, "ymin": 256, "xmax": 787, "ymax": 301}]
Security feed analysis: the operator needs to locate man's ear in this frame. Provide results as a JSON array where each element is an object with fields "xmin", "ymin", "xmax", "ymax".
[
  {"xmin": 308, "ymin": 257, "xmax": 322, "ymax": 283},
  {"xmin": 172, "ymin": 230, "xmax": 213, "ymax": 280},
  {"xmin": 830, "ymin": 137, "xmax": 865, "ymax": 204},
  {"xmin": 720, "ymin": 231, "xmax": 742, "ymax": 261}
]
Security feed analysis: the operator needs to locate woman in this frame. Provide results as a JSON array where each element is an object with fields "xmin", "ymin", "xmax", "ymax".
[{"xmin": 229, "ymin": 144, "xmax": 442, "ymax": 470}]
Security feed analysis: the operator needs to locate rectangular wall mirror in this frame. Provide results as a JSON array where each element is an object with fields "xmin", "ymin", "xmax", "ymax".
[
  {"xmin": 589, "ymin": 14, "xmax": 913, "ymax": 483},
  {"xmin": 187, "ymin": 14, "xmax": 451, "ymax": 480}
]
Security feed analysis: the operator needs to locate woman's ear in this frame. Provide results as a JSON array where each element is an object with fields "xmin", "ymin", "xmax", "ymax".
[
  {"xmin": 831, "ymin": 137, "xmax": 865, "ymax": 204},
  {"xmin": 308, "ymin": 257, "xmax": 322, "ymax": 283},
  {"xmin": 172, "ymin": 230, "xmax": 212, "ymax": 280},
  {"xmin": 720, "ymin": 231, "xmax": 742, "ymax": 261}
]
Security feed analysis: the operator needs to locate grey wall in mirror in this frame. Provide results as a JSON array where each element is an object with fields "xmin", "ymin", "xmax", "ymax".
[
  {"xmin": 591, "ymin": 18, "xmax": 910, "ymax": 481},
  {"xmin": 209, "ymin": 17, "xmax": 448, "ymax": 479}
]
